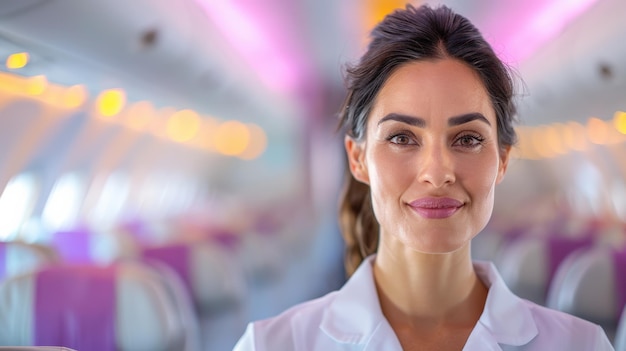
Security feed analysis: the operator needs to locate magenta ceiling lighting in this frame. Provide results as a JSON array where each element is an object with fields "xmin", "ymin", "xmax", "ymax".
[
  {"xmin": 195, "ymin": 0, "xmax": 306, "ymax": 95},
  {"xmin": 502, "ymin": 0, "xmax": 601, "ymax": 63}
]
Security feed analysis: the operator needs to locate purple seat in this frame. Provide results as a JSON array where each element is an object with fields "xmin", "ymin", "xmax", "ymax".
[
  {"xmin": 0, "ymin": 261, "xmax": 189, "ymax": 350},
  {"xmin": 50, "ymin": 228, "xmax": 139, "ymax": 265},
  {"xmin": 50, "ymin": 229, "xmax": 92, "ymax": 263},
  {"xmin": 546, "ymin": 245, "xmax": 626, "ymax": 341},
  {"xmin": 35, "ymin": 265, "xmax": 116, "ymax": 351},
  {"xmin": 141, "ymin": 241, "xmax": 246, "ymax": 312},
  {"xmin": 0, "ymin": 348, "xmax": 77, "ymax": 350},
  {"xmin": 546, "ymin": 235, "xmax": 594, "ymax": 285}
]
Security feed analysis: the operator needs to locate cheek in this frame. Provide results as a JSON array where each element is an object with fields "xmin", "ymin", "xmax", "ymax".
[
  {"xmin": 461, "ymin": 155, "xmax": 500, "ymax": 202},
  {"xmin": 367, "ymin": 148, "xmax": 414, "ymax": 195}
]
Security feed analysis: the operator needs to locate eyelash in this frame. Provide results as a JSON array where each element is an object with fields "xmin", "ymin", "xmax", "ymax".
[{"xmin": 385, "ymin": 132, "xmax": 485, "ymax": 149}]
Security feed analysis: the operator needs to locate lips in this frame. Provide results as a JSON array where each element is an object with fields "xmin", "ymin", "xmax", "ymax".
[{"xmin": 408, "ymin": 197, "xmax": 464, "ymax": 219}]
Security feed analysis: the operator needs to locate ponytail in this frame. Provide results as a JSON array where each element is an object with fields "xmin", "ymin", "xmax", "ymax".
[{"xmin": 338, "ymin": 168, "xmax": 379, "ymax": 277}]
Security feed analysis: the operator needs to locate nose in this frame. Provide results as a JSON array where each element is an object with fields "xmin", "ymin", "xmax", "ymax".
[{"xmin": 417, "ymin": 143, "xmax": 456, "ymax": 188}]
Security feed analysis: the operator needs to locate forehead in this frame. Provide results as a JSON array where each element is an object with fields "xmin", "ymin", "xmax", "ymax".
[{"xmin": 370, "ymin": 59, "xmax": 495, "ymax": 125}]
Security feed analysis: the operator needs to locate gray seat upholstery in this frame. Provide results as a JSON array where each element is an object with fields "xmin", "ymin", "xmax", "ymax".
[{"xmin": 546, "ymin": 245, "xmax": 620, "ymax": 341}]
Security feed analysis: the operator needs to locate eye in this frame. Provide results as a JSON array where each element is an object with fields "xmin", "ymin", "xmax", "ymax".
[
  {"xmin": 387, "ymin": 133, "xmax": 416, "ymax": 145},
  {"xmin": 453, "ymin": 133, "xmax": 484, "ymax": 148}
]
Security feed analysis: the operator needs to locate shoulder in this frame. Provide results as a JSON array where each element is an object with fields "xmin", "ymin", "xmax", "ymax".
[
  {"xmin": 523, "ymin": 301, "xmax": 614, "ymax": 350},
  {"xmin": 234, "ymin": 291, "xmax": 339, "ymax": 351}
]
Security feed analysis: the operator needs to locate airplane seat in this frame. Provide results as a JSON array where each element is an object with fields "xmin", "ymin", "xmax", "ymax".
[
  {"xmin": 0, "ymin": 348, "xmax": 77, "ymax": 350},
  {"xmin": 131, "ymin": 259, "xmax": 201, "ymax": 351},
  {"xmin": 0, "ymin": 241, "xmax": 59, "ymax": 281},
  {"xmin": 496, "ymin": 233, "xmax": 594, "ymax": 305},
  {"xmin": 545, "ymin": 245, "xmax": 626, "ymax": 341},
  {"xmin": 142, "ymin": 241, "xmax": 247, "ymax": 313},
  {"xmin": 616, "ymin": 306, "xmax": 626, "ymax": 351},
  {"xmin": 495, "ymin": 235, "xmax": 548, "ymax": 304},
  {"xmin": 50, "ymin": 228, "xmax": 139, "ymax": 265},
  {"xmin": 0, "ymin": 261, "xmax": 188, "ymax": 351},
  {"xmin": 141, "ymin": 240, "xmax": 248, "ymax": 350}
]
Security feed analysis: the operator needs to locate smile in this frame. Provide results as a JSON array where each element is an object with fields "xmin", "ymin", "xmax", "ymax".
[{"xmin": 408, "ymin": 197, "xmax": 464, "ymax": 219}]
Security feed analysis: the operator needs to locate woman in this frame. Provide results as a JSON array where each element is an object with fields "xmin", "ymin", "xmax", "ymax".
[{"xmin": 234, "ymin": 4, "xmax": 614, "ymax": 350}]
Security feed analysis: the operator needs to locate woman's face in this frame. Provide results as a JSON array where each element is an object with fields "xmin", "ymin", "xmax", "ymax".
[{"xmin": 345, "ymin": 58, "xmax": 510, "ymax": 254}]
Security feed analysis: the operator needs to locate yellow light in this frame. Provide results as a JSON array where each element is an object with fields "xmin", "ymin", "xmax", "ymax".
[
  {"xmin": 62, "ymin": 85, "xmax": 87, "ymax": 109},
  {"xmin": 545, "ymin": 124, "xmax": 565, "ymax": 155},
  {"xmin": 125, "ymin": 101, "xmax": 154, "ymax": 131},
  {"xmin": 530, "ymin": 127, "xmax": 555, "ymax": 158},
  {"xmin": 239, "ymin": 123, "xmax": 267, "ymax": 160},
  {"xmin": 587, "ymin": 117, "xmax": 609, "ymax": 145},
  {"xmin": 364, "ymin": 0, "xmax": 408, "ymax": 29},
  {"xmin": 96, "ymin": 89, "xmax": 126, "ymax": 117},
  {"xmin": 6, "ymin": 52, "xmax": 29, "ymax": 69},
  {"xmin": 614, "ymin": 111, "xmax": 626, "ymax": 135},
  {"xmin": 563, "ymin": 121, "xmax": 587, "ymax": 151},
  {"xmin": 25, "ymin": 75, "xmax": 47, "ymax": 95},
  {"xmin": 194, "ymin": 116, "xmax": 220, "ymax": 151},
  {"xmin": 214, "ymin": 120, "xmax": 250, "ymax": 156},
  {"xmin": 166, "ymin": 109, "xmax": 201, "ymax": 142}
]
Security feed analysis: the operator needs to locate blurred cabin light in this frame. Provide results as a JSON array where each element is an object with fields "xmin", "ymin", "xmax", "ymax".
[
  {"xmin": 614, "ymin": 111, "xmax": 626, "ymax": 135},
  {"xmin": 26, "ymin": 75, "xmax": 47, "ymax": 95},
  {"xmin": 587, "ymin": 117, "xmax": 609, "ymax": 145},
  {"xmin": 514, "ymin": 127, "xmax": 540, "ymax": 160},
  {"xmin": 214, "ymin": 120, "xmax": 250, "ymax": 156},
  {"xmin": 125, "ymin": 101, "xmax": 155, "ymax": 131},
  {"xmin": 239, "ymin": 123, "xmax": 267, "ymax": 160},
  {"xmin": 545, "ymin": 124, "xmax": 566, "ymax": 155},
  {"xmin": 62, "ymin": 84, "xmax": 88, "ymax": 109},
  {"xmin": 193, "ymin": 116, "xmax": 219, "ymax": 152},
  {"xmin": 364, "ymin": 0, "xmax": 409, "ymax": 29},
  {"xmin": 6, "ymin": 52, "xmax": 29, "ymax": 69},
  {"xmin": 564, "ymin": 121, "xmax": 588, "ymax": 151},
  {"xmin": 0, "ymin": 173, "xmax": 38, "ymax": 241},
  {"xmin": 531, "ymin": 127, "xmax": 554, "ymax": 158},
  {"xmin": 96, "ymin": 89, "xmax": 126, "ymax": 117},
  {"xmin": 166, "ymin": 109, "xmax": 200, "ymax": 142}
]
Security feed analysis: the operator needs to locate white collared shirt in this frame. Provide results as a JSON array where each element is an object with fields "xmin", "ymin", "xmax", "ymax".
[{"xmin": 233, "ymin": 256, "xmax": 614, "ymax": 350}]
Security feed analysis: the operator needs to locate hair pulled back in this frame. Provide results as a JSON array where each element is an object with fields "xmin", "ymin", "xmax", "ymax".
[{"xmin": 338, "ymin": 4, "xmax": 518, "ymax": 276}]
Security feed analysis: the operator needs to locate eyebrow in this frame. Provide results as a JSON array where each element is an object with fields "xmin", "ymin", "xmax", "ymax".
[{"xmin": 377, "ymin": 112, "xmax": 491, "ymax": 127}]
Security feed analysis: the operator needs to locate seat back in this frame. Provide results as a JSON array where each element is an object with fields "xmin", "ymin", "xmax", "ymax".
[
  {"xmin": 0, "ymin": 241, "xmax": 58, "ymax": 281},
  {"xmin": 616, "ymin": 306, "xmax": 626, "ymax": 351},
  {"xmin": 546, "ymin": 245, "xmax": 625, "ymax": 341},
  {"xmin": 495, "ymin": 236, "xmax": 548, "ymax": 304},
  {"xmin": 50, "ymin": 229, "xmax": 137, "ymax": 265},
  {"xmin": 142, "ymin": 240, "xmax": 248, "ymax": 351},
  {"xmin": 0, "ymin": 261, "xmax": 187, "ymax": 351},
  {"xmin": 496, "ymin": 234, "xmax": 595, "ymax": 305},
  {"xmin": 142, "ymin": 241, "xmax": 246, "ymax": 314},
  {"xmin": 0, "ymin": 348, "xmax": 77, "ymax": 350}
]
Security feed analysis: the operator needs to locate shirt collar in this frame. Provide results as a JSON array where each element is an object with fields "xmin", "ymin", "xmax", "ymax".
[{"xmin": 320, "ymin": 256, "xmax": 539, "ymax": 348}]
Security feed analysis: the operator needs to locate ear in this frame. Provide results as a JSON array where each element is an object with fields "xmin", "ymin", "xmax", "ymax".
[
  {"xmin": 496, "ymin": 145, "xmax": 511, "ymax": 184},
  {"xmin": 345, "ymin": 135, "xmax": 369, "ymax": 185}
]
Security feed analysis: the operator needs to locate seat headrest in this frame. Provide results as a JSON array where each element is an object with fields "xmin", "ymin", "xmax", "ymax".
[
  {"xmin": 142, "ymin": 242, "xmax": 246, "ymax": 314},
  {"xmin": 0, "ymin": 241, "xmax": 58, "ymax": 281}
]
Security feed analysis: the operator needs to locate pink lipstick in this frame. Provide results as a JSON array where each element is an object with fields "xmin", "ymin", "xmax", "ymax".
[{"xmin": 409, "ymin": 197, "xmax": 463, "ymax": 219}]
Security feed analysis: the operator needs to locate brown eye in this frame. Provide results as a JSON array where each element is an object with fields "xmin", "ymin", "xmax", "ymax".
[
  {"xmin": 453, "ymin": 133, "xmax": 484, "ymax": 149},
  {"xmin": 390, "ymin": 135, "xmax": 411, "ymax": 144}
]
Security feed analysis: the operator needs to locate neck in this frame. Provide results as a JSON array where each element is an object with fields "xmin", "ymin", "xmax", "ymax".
[{"xmin": 373, "ymin": 240, "xmax": 487, "ymax": 328}]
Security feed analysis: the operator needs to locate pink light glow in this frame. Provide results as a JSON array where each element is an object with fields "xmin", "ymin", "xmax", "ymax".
[
  {"xmin": 195, "ymin": 0, "xmax": 301, "ymax": 94},
  {"xmin": 504, "ymin": 0, "xmax": 600, "ymax": 63}
]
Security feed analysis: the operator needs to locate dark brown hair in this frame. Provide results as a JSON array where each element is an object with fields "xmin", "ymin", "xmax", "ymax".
[{"xmin": 338, "ymin": 4, "xmax": 518, "ymax": 276}]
